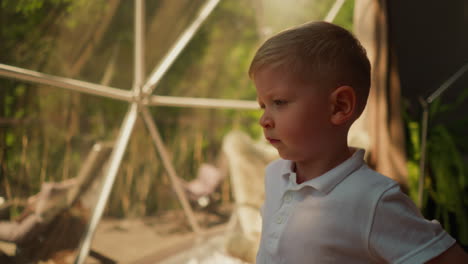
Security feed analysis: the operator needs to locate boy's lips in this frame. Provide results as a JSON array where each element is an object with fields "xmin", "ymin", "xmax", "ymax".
[{"xmin": 266, "ymin": 137, "xmax": 280, "ymax": 144}]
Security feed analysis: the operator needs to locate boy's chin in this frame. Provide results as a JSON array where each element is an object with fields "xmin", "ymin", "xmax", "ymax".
[{"xmin": 277, "ymin": 151, "xmax": 293, "ymax": 161}]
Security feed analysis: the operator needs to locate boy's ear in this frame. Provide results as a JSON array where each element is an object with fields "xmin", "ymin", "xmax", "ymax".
[{"xmin": 329, "ymin": 85, "xmax": 356, "ymax": 125}]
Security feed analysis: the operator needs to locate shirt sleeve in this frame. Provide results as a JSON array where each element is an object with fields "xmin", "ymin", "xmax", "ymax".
[{"xmin": 368, "ymin": 185, "xmax": 455, "ymax": 264}]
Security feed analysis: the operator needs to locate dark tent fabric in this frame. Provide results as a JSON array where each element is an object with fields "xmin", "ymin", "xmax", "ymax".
[
  {"xmin": 353, "ymin": 0, "xmax": 468, "ymax": 187},
  {"xmin": 387, "ymin": 1, "xmax": 468, "ymax": 106}
]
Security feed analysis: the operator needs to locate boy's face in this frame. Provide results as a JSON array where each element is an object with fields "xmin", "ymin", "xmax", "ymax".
[{"xmin": 254, "ymin": 67, "xmax": 334, "ymax": 162}]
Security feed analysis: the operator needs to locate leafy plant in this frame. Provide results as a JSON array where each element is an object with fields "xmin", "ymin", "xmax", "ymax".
[{"xmin": 405, "ymin": 87, "xmax": 468, "ymax": 246}]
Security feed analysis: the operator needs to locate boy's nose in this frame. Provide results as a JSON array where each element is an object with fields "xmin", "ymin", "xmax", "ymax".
[{"xmin": 259, "ymin": 112, "xmax": 273, "ymax": 128}]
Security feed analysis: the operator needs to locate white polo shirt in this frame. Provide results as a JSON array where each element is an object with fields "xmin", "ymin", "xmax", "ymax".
[{"xmin": 256, "ymin": 149, "xmax": 455, "ymax": 264}]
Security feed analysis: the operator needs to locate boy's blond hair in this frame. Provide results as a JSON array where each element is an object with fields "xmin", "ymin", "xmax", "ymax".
[{"xmin": 249, "ymin": 21, "xmax": 371, "ymax": 117}]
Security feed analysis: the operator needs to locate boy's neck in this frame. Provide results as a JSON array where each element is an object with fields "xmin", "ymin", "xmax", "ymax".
[{"xmin": 294, "ymin": 145, "xmax": 353, "ymax": 184}]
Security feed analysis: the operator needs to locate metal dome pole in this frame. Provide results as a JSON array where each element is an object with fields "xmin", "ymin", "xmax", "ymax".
[
  {"xmin": 141, "ymin": 0, "xmax": 220, "ymax": 96},
  {"xmin": 417, "ymin": 62, "xmax": 468, "ymax": 208},
  {"xmin": 74, "ymin": 0, "xmax": 146, "ymax": 263},
  {"xmin": 0, "ymin": 64, "xmax": 133, "ymax": 102},
  {"xmin": 139, "ymin": 0, "xmax": 223, "ymax": 236}
]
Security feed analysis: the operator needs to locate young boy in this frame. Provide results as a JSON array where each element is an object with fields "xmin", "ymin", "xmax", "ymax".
[{"xmin": 250, "ymin": 21, "xmax": 468, "ymax": 263}]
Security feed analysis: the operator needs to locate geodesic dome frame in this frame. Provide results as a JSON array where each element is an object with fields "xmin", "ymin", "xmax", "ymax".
[{"xmin": 0, "ymin": 0, "xmax": 348, "ymax": 262}]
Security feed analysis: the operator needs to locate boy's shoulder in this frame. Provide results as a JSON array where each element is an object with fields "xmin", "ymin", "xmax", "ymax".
[
  {"xmin": 345, "ymin": 164, "xmax": 397, "ymax": 189},
  {"xmin": 334, "ymin": 164, "xmax": 401, "ymax": 206}
]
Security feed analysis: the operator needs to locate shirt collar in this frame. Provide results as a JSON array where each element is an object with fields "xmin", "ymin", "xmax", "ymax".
[{"xmin": 281, "ymin": 149, "xmax": 365, "ymax": 194}]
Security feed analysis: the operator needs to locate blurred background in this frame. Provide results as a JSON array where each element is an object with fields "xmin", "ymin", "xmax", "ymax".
[{"xmin": 0, "ymin": 0, "xmax": 466, "ymax": 263}]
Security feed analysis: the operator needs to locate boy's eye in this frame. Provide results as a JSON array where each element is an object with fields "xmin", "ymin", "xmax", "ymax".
[
  {"xmin": 259, "ymin": 103, "xmax": 265, "ymax": 109},
  {"xmin": 273, "ymin": 100, "xmax": 288, "ymax": 106}
]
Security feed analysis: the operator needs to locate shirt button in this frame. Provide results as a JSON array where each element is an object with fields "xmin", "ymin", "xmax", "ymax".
[
  {"xmin": 284, "ymin": 193, "xmax": 292, "ymax": 203},
  {"xmin": 276, "ymin": 215, "xmax": 283, "ymax": 224},
  {"xmin": 268, "ymin": 240, "xmax": 274, "ymax": 248}
]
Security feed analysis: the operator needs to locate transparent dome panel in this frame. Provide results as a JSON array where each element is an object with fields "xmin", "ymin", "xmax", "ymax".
[
  {"xmin": 0, "ymin": 82, "xmax": 127, "ymax": 262},
  {"xmin": 2, "ymin": 0, "xmax": 205, "ymax": 90},
  {"xmin": 0, "ymin": 0, "xmax": 354, "ymax": 262}
]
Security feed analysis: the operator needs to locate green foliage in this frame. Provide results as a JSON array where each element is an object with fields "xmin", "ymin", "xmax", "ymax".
[
  {"xmin": 0, "ymin": 0, "xmax": 116, "ymax": 214},
  {"xmin": 405, "ymin": 87, "xmax": 468, "ymax": 246},
  {"xmin": 1, "ymin": 0, "xmax": 72, "ymax": 68},
  {"xmin": 406, "ymin": 121, "xmax": 422, "ymax": 203},
  {"xmin": 334, "ymin": 0, "xmax": 355, "ymax": 31}
]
